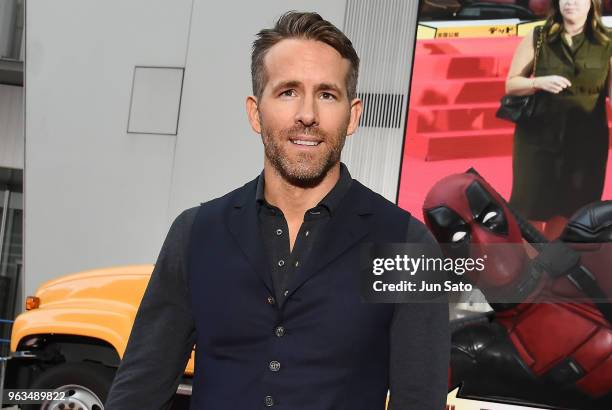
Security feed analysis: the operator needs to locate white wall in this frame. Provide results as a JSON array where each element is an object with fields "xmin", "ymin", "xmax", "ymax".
[
  {"xmin": 0, "ymin": 85, "xmax": 23, "ymax": 169},
  {"xmin": 26, "ymin": 0, "xmax": 194, "ymax": 297},
  {"xmin": 25, "ymin": 1, "xmax": 347, "ymax": 298}
]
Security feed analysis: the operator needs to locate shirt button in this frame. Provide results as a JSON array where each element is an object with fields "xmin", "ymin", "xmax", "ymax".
[
  {"xmin": 269, "ymin": 360, "xmax": 281, "ymax": 372},
  {"xmin": 278, "ymin": 259, "xmax": 285, "ymax": 267},
  {"xmin": 264, "ymin": 395, "xmax": 274, "ymax": 407},
  {"xmin": 275, "ymin": 326, "xmax": 285, "ymax": 337},
  {"xmin": 294, "ymin": 260, "xmax": 299, "ymax": 267},
  {"xmin": 305, "ymin": 230, "xmax": 310, "ymax": 237},
  {"xmin": 283, "ymin": 290, "xmax": 289, "ymax": 297},
  {"xmin": 267, "ymin": 296, "xmax": 275, "ymax": 305},
  {"xmin": 276, "ymin": 228, "xmax": 282, "ymax": 236}
]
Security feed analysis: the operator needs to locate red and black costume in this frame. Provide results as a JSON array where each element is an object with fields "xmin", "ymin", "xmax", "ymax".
[{"xmin": 423, "ymin": 170, "xmax": 611, "ymax": 410}]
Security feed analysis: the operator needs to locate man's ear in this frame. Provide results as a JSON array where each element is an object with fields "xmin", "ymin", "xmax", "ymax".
[
  {"xmin": 346, "ymin": 97, "xmax": 363, "ymax": 136},
  {"xmin": 246, "ymin": 95, "xmax": 261, "ymax": 134}
]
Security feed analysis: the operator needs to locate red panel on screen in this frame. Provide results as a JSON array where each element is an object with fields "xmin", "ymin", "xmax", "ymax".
[{"xmin": 398, "ymin": 36, "xmax": 612, "ymax": 219}]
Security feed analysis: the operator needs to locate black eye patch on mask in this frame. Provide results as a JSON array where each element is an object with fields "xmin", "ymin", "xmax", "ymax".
[
  {"xmin": 466, "ymin": 181, "xmax": 508, "ymax": 236},
  {"xmin": 424, "ymin": 206, "xmax": 470, "ymax": 259}
]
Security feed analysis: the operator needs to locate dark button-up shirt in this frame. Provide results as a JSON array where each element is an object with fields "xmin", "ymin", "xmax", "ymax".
[{"xmin": 256, "ymin": 163, "xmax": 352, "ymax": 303}]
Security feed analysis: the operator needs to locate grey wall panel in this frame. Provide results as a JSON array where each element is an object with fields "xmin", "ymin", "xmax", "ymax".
[
  {"xmin": 25, "ymin": 0, "xmax": 194, "ymax": 297},
  {"xmin": 0, "ymin": 85, "xmax": 23, "ymax": 169},
  {"xmin": 341, "ymin": 0, "xmax": 419, "ymax": 202},
  {"xmin": 0, "ymin": 0, "xmax": 17, "ymax": 58},
  {"xmin": 127, "ymin": 66, "xmax": 184, "ymax": 135},
  {"xmin": 167, "ymin": 1, "xmax": 347, "ymax": 218}
]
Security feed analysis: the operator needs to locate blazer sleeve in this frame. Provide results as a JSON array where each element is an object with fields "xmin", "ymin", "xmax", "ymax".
[
  {"xmin": 105, "ymin": 208, "xmax": 198, "ymax": 410},
  {"xmin": 388, "ymin": 217, "xmax": 450, "ymax": 410}
]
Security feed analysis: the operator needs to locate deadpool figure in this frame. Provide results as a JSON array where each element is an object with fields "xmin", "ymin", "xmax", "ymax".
[{"xmin": 423, "ymin": 170, "xmax": 611, "ymax": 410}]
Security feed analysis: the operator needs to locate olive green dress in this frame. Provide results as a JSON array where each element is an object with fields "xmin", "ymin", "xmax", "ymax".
[{"xmin": 509, "ymin": 27, "xmax": 611, "ymax": 220}]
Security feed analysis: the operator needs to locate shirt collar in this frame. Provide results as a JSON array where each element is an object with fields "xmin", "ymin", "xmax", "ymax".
[{"xmin": 255, "ymin": 163, "xmax": 352, "ymax": 215}]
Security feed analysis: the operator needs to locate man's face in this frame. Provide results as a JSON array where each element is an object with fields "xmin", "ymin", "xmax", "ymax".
[{"xmin": 247, "ymin": 39, "xmax": 361, "ymax": 186}]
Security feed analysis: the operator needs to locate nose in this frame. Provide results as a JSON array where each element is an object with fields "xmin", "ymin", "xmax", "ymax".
[{"xmin": 295, "ymin": 93, "xmax": 318, "ymax": 127}]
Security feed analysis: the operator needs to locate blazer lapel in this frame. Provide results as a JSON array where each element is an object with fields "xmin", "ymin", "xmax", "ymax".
[
  {"xmin": 284, "ymin": 182, "xmax": 372, "ymax": 300},
  {"xmin": 227, "ymin": 178, "xmax": 274, "ymax": 294}
]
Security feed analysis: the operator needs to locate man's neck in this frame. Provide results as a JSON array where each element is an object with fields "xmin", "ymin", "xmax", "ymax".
[{"xmin": 263, "ymin": 161, "xmax": 341, "ymax": 222}]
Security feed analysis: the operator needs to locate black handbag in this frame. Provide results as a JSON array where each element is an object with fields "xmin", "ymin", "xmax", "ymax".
[{"xmin": 496, "ymin": 26, "xmax": 544, "ymax": 124}]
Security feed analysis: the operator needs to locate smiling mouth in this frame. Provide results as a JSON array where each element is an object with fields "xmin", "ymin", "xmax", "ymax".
[{"xmin": 291, "ymin": 139, "xmax": 321, "ymax": 146}]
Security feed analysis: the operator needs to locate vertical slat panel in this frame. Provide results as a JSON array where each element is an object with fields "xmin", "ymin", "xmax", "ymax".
[{"xmin": 342, "ymin": 0, "xmax": 418, "ymax": 202}]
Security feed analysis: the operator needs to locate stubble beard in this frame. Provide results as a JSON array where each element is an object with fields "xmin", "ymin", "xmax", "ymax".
[{"xmin": 261, "ymin": 122, "xmax": 348, "ymax": 188}]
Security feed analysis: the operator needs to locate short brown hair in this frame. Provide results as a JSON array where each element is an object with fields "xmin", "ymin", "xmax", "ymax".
[{"xmin": 251, "ymin": 11, "xmax": 360, "ymax": 101}]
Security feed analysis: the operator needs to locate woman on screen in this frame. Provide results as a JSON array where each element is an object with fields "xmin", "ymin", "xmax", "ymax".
[{"xmin": 505, "ymin": 0, "xmax": 611, "ymax": 238}]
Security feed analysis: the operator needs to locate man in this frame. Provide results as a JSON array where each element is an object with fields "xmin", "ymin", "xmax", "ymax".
[{"xmin": 106, "ymin": 11, "xmax": 449, "ymax": 410}]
